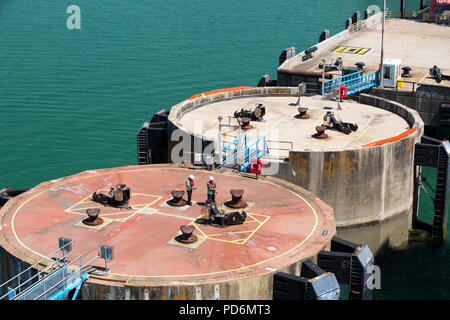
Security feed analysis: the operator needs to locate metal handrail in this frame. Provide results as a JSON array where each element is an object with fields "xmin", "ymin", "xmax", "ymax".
[
  {"xmin": 323, "ymin": 71, "xmax": 363, "ymax": 95},
  {"xmin": 395, "ymin": 79, "xmax": 418, "ymax": 92},
  {"xmin": 423, "ymin": 13, "xmax": 449, "ymax": 24},
  {"xmin": 14, "ymin": 242, "xmax": 100, "ymax": 300},
  {"xmin": 266, "ymin": 140, "xmax": 294, "ymax": 151},
  {"xmin": 240, "ymin": 136, "xmax": 269, "ymax": 171},
  {"xmin": 222, "ymin": 133, "xmax": 247, "ymax": 155},
  {"xmin": 323, "ymin": 71, "xmax": 379, "ymax": 96},
  {"xmin": 220, "ymin": 133, "xmax": 248, "ymax": 168},
  {"xmin": 220, "ymin": 147, "xmax": 242, "ymax": 168},
  {"xmin": 0, "ymin": 240, "xmax": 76, "ymax": 300},
  {"xmin": 32, "ymin": 257, "xmax": 95, "ymax": 300},
  {"xmin": 348, "ymin": 20, "xmax": 366, "ymax": 33},
  {"xmin": 341, "ymin": 71, "xmax": 379, "ymax": 95}
]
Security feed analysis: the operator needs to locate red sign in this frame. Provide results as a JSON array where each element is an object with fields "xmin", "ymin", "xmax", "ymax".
[
  {"xmin": 250, "ymin": 158, "xmax": 263, "ymax": 175},
  {"xmin": 338, "ymin": 86, "xmax": 347, "ymax": 99}
]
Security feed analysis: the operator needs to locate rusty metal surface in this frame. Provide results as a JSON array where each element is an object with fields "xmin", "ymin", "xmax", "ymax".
[
  {"xmin": 240, "ymin": 117, "xmax": 254, "ymax": 130},
  {"xmin": 225, "ymin": 189, "xmax": 247, "ymax": 209},
  {"xmin": 176, "ymin": 225, "xmax": 198, "ymax": 244},
  {"xmin": 295, "ymin": 107, "xmax": 310, "ymax": 119},
  {"xmin": 167, "ymin": 190, "xmax": 187, "ymax": 207},
  {"xmin": 312, "ymin": 126, "xmax": 328, "ymax": 139},
  {"xmin": 83, "ymin": 208, "xmax": 103, "ymax": 226}
]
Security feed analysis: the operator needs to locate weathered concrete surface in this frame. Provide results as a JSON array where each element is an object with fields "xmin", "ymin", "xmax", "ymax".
[
  {"xmin": 336, "ymin": 208, "xmax": 410, "ymax": 259},
  {"xmin": 272, "ymin": 94, "xmax": 424, "ymax": 256},
  {"xmin": 278, "ymin": 17, "xmax": 450, "ymax": 88},
  {"xmin": 174, "ymin": 96, "xmax": 410, "ymax": 157},
  {"xmin": 0, "ymin": 164, "xmax": 334, "ymax": 300},
  {"xmin": 0, "ymin": 246, "xmax": 36, "ymax": 297},
  {"xmin": 279, "ymin": 135, "xmax": 416, "ymax": 228},
  {"xmin": 167, "ymin": 87, "xmax": 423, "ymax": 257},
  {"xmin": 369, "ymin": 85, "xmax": 450, "ymax": 127},
  {"xmin": 80, "ymin": 248, "xmax": 332, "ymax": 300}
]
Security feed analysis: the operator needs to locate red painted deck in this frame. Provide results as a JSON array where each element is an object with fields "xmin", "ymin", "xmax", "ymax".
[{"xmin": 0, "ymin": 164, "xmax": 335, "ymax": 285}]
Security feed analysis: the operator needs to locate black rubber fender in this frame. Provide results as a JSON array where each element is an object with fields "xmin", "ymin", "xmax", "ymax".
[{"xmin": 0, "ymin": 188, "xmax": 30, "ymax": 208}]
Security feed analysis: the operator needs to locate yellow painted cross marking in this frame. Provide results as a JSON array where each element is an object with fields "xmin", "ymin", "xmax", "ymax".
[
  {"xmin": 332, "ymin": 46, "xmax": 371, "ymax": 55},
  {"xmin": 9, "ymin": 166, "xmax": 320, "ymax": 279},
  {"xmin": 65, "ymin": 191, "xmax": 161, "ymax": 223},
  {"xmin": 191, "ymin": 212, "xmax": 270, "ymax": 245}
]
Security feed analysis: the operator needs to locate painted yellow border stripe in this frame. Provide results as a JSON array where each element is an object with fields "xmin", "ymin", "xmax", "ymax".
[{"xmin": 9, "ymin": 167, "xmax": 320, "ymax": 278}]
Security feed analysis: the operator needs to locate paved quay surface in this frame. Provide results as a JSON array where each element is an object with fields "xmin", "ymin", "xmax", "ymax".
[
  {"xmin": 0, "ymin": 164, "xmax": 334, "ymax": 285},
  {"xmin": 279, "ymin": 18, "xmax": 450, "ymax": 89},
  {"xmin": 179, "ymin": 95, "xmax": 411, "ymax": 156}
]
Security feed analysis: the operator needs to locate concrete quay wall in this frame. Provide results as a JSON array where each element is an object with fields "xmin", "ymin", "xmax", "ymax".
[
  {"xmin": 273, "ymin": 94, "xmax": 423, "ymax": 255},
  {"xmin": 277, "ymin": 12, "xmax": 383, "ymax": 86},
  {"xmin": 166, "ymin": 88, "xmax": 423, "ymax": 256},
  {"xmin": 369, "ymin": 85, "xmax": 450, "ymax": 127},
  {"xmin": 0, "ymin": 246, "xmax": 36, "ymax": 298},
  {"xmin": 167, "ymin": 87, "xmax": 299, "ymax": 164},
  {"xmin": 80, "ymin": 244, "xmax": 330, "ymax": 300}
]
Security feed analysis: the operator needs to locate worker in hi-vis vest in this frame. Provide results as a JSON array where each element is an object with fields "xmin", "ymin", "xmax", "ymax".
[
  {"xmin": 206, "ymin": 176, "xmax": 217, "ymax": 204},
  {"xmin": 185, "ymin": 175, "xmax": 195, "ymax": 205}
]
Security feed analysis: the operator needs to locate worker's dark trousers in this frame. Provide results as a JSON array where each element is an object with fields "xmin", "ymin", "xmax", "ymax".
[
  {"xmin": 207, "ymin": 192, "xmax": 216, "ymax": 203},
  {"xmin": 187, "ymin": 190, "xmax": 192, "ymax": 204}
]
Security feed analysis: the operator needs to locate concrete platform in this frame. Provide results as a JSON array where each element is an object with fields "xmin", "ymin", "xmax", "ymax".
[
  {"xmin": 279, "ymin": 18, "xmax": 450, "ymax": 89},
  {"xmin": 178, "ymin": 95, "xmax": 410, "ymax": 156},
  {"xmin": 0, "ymin": 164, "xmax": 335, "ymax": 290}
]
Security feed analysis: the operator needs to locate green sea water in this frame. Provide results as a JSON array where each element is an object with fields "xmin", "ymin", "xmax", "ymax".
[{"xmin": 1, "ymin": 0, "xmax": 448, "ymax": 299}]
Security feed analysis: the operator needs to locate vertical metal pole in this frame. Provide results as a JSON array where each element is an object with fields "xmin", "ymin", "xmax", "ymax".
[
  {"xmin": 380, "ymin": 0, "xmax": 386, "ymax": 88},
  {"xmin": 322, "ymin": 65, "xmax": 325, "ymax": 95},
  {"xmin": 412, "ymin": 165, "xmax": 420, "ymax": 228},
  {"xmin": 337, "ymin": 65, "xmax": 342, "ymax": 110},
  {"xmin": 400, "ymin": 0, "xmax": 406, "ymax": 19},
  {"xmin": 218, "ymin": 123, "xmax": 223, "ymax": 166},
  {"xmin": 238, "ymin": 126, "xmax": 242, "ymax": 167},
  {"xmin": 17, "ymin": 262, "xmax": 21, "ymax": 294}
]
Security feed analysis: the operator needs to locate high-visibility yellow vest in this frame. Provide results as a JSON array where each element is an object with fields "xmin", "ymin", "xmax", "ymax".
[
  {"xmin": 185, "ymin": 178, "xmax": 193, "ymax": 191},
  {"xmin": 207, "ymin": 181, "xmax": 216, "ymax": 195}
]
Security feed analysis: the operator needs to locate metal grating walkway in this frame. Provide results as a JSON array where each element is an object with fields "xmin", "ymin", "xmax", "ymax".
[{"xmin": 323, "ymin": 71, "xmax": 379, "ymax": 96}]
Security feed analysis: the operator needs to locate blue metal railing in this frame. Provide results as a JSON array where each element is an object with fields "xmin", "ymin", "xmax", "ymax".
[
  {"xmin": 2, "ymin": 241, "xmax": 100, "ymax": 300},
  {"xmin": 0, "ymin": 240, "xmax": 77, "ymax": 300},
  {"xmin": 323, "ymin": 71, "xmax": 379, "ymax": 96},
  {"xmin": 240, "ymin": 136, "xmax": 269, "ymax": 172},
  {"xmin": 222, "ymin": 134, "xmax": 247, "ymax": 157},
  {"xmin": 219, "ymin": 135, "xmax": 269, "ymax": 171},
  {"xmin": 220, "ymin": 134, "xmax": 247, "ymax": 168},
  {"xmin": 14, "ymin": 267, "xmax": 89, "ymax": 300}
]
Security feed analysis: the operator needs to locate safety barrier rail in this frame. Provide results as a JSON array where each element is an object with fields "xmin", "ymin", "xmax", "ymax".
[
  {"xmin": 323, "ymin": 71, "xmax": 362, "ymax": 95},
  {"xmin": 240, "ymin": 136, "xmax": 269, "ymax": 172},
  {"xmin": 0, "ymin": 240, "xmax": 76, "ymax": 300},
  {"xmin": 348, "ymin": 20, "xmax": 366, "ymax": 33},
  {"xmin": 342, "ymin": 71, "xmax": 379, "ymax": 95},
  {"xmin": 395, "ymin": 79, "xmax": 418, "ymax": 93},
  {"xmin": 220, "ymin": 133, "xmax": 247, "ymax": 168},
  {"xmin": 322, "ymin": 71, "xmax": 379, "ymax": 96},
  {"xmin": 12, "ymin": 243, "xmax": 100, "ymax": 300},
  {"xmin": 423, "ymin": 13, "xmax": 449, "ymax": 24},
  {"xmin": 386, "ymin": 10, "xmax": 420, "ymax": 19}
]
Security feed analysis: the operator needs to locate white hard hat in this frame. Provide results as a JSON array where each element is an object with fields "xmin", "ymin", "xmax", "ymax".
[
  {"xmin": 189, "ymin": 175, "xmax": 194, "ymax": 180},
  {"xmin": 209, "ymin": 176, "xmax": 214, "ymax": 181}
]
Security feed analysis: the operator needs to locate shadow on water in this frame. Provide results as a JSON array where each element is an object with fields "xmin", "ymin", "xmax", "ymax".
[{"xmin": 373, "ymin": 127, "xmax": 450, "ymax": 300}]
